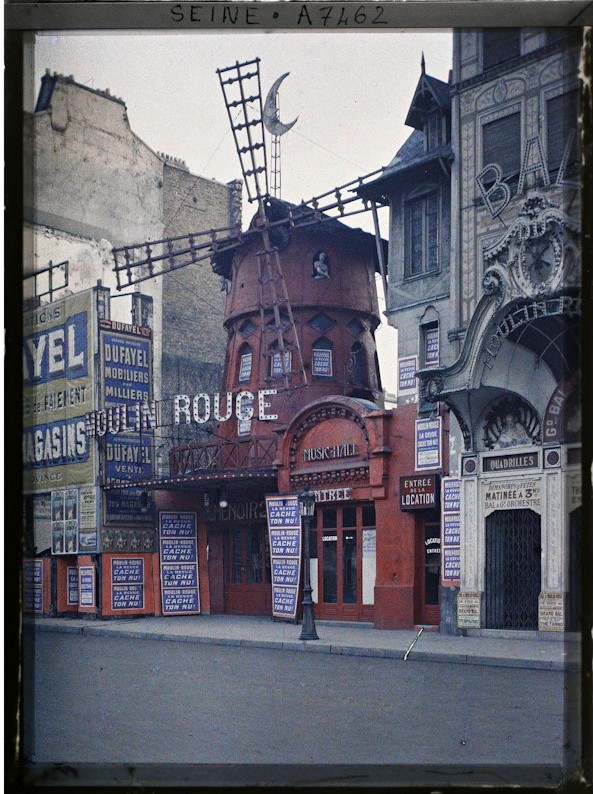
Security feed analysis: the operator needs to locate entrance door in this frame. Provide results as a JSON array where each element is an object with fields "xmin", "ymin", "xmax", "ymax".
[
  {"xmin": 485, "ymin": 509, "xmax": 541, "ymax": 630},
  {"xmin": 312, "ymin": 503, "xmax": 375, "ymax": 622},
  {"xmin": 417, "ymin": 521, "xmax": 441, "ymax": 625},
  {"xmin": 224, "ymin": 525, "xmax": 271, "ymax": 615}
]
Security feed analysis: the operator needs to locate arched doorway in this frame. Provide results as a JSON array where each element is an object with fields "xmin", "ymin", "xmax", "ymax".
[{"xmin": 485, "ymin": 508, "xmax": 541, "ymax": 630}]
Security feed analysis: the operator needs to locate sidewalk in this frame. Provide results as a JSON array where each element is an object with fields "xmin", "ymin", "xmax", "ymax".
[{"xmin": 25, "ymin": 613, "xmax": 580, "ymax": 671}]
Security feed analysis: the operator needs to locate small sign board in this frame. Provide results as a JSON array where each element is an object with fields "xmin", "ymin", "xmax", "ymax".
[
  {"xmin": 266, "ymin": 495, "xmax": 302, "ymax": 621},
  {"xmin": 457, "ymin": 591, "xmax": 481, "ymax": 629},
  {"xmin": 400, "ymin": 474, "xmax": 438, "ymax": 510},
  {"xmin": 538, "ymin": 592, "xmax": 565, "ymax": 632}
]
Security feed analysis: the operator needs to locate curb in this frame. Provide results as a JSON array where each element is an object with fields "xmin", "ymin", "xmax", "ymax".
[{"xmin": 27, "ymin": 621, "xmax": 574, "ymax": 671}]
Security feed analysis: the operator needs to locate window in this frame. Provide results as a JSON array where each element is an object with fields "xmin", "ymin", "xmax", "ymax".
[
  {"xmin": 312, "ymin": 338, "xmax": 333, "ymax": 378},
  {"xmin": 426, "ymin": 113, "xmax": 441, "ymax": 152},
  {"xmin": 239, "ymin": 319, "xmax": 256, "ymax": 338},
  {"xmin": 237, "ymin": 344, "xmax": 252, "ymax": 383},
  {"xmin": 547, "ymin": 90, "xmax": 580, "ymax": 181},
  {"xmin": 483, "ymin": 29, "xmax": 521, "ymax": 71},
  {"xmin": 309, "ymin": 312, "xmax": 335, "ymax": 333},
  {"xmin": 482, "ymin": 112, "xmax": 521, "ymax": 188},
  {"xmin": 269, "ymin": 344, "xmax": 291, "ymax": 378},
  {"xmin": 405, "ymin": 192, "xmax": 439, "ymax": 278},
  {"xmin": 422, "ymin": 321, "xmax": 440, "ymax": 369},
  {"xmin": 347, "ymin": 317, "xmax": 365, "ymax": 336}
]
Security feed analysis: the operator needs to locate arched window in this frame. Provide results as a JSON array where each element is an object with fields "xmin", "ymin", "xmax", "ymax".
[
  {"xmin": 237, "ymin": 343, "xmax": 252, "ymax": 383},
  {"xmin": 312, "ymin": 337, "xmax": 333, "ymax": 378},
  {"xmin": 269, "ymin": 342, "xmax": 292, "ymax": 379}
]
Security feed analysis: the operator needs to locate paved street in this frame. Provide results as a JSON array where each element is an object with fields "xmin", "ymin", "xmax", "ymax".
[{"xmin": 23, "ymin": 628, "xmax": 578, "ymax": 786}]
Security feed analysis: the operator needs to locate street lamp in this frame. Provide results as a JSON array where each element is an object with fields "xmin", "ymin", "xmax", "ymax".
[{"xmin": 298, "ymin": 488, "xmax": 319, "ymax": 641}]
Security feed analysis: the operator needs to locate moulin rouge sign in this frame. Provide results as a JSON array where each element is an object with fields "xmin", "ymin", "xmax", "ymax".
[{"xmin": 85, "ymin": 390, "xmax": 278, "ymax": 436}]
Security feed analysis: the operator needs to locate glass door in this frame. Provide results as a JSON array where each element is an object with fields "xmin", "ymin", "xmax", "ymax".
[
  {"xmin": 224, "ymin": 525, "xmax": 271, "ymax": 615},
  {"xmin": 311, "ymin": 504, "xmax": 374, "ymax": 622}
]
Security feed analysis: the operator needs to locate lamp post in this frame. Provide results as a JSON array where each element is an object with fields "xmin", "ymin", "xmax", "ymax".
[{"xmin": 298, "ymin": 488, "xmax": 319, "ymax": 640}]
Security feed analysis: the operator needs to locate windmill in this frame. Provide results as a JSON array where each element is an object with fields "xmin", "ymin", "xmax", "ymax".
[{"xmin": 112, "ymin": 58, "xmax": 388, "ymax": 393}]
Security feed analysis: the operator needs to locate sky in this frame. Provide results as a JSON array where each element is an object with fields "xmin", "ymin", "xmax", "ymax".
[
  {"xmin": 30, "ymin": 30, "xmax": 452, "ymax": 229},
  {"xmin": 28, "ymin": 30, "xmax": 453, "ymax": 396}
]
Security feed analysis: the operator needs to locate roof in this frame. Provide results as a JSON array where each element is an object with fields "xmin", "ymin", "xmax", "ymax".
[
  {"xmin": 34, "ymin": 69, "xmax": 126, "ymax": 114},
  {"xmin": 356, "ymin": 131, "xmax": 453, "ymax": 201},
  {"xmin": 405, "ymin": 73, "xmax": 451, "ymax": 130}
]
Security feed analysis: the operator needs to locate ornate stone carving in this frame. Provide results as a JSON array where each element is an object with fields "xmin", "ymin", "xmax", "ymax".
[
  {"xmin": 482, "ymin": 395, "xmax": 541, "ymax": 450},
  {"xmin": 483, "ymin": 194, "xmax": 580, "ymax": 302}
]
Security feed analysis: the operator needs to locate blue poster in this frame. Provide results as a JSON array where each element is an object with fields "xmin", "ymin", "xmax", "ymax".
[
  {"xmin": 23, "ymin": 560, "xmax": 44, "ymax": 613},
  {"xmin": 443, "ymin": 478, "xmax": 461, "ymax": 512},
  {"xmin": 266, "ymin": 495, "xmax": 302, "ymax": 621},
  {"xmin": 111, "ymin": 558, "xmax": 144, "ymax": 609},
  {"xmin": 415, "ymin": 417, "xmax": 442, "ymax": 470},
  {"xmin": 159, "ymin": 512, "xmax": 200, "ymax": 615},
  {"xmin": 67, "ymin": 566, "xmax": 79, "ymax": 605},
  {"xmin": 398, "ymin": 356, "xmax": 417, "ymax": 393},
  {"xmin": 79, "ymin": 566, "xmax": 95, "ymax": 607},
  {"xmin": 441, "ymin": 477, "xmax": 461, "ymax": 585},
  {"xmin": 443, "ymin": 547, "xmax": 461, "ymax": 581},
  {"xmin": 443, "ymin": 514, "xmax": 461, "ymax": 546}
]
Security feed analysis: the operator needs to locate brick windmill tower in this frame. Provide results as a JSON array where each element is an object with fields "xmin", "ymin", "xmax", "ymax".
[{"xmin": 113, "ymin": 58, "xmax": 388, "ymax": 461}]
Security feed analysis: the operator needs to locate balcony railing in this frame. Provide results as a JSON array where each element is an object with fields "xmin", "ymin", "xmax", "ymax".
[{"xmin": 169, "ymin": 436, "xmax": 278, "ymax": 476}]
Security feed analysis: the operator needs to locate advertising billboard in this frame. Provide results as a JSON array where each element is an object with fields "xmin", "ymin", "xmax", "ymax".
[
  {"xmin": 23, "ymin": 290, "xmax": 96, "ymax": 492},
  {"xmin": 98, "ymin": 320, "xmax": 155, "ymax": 526}
]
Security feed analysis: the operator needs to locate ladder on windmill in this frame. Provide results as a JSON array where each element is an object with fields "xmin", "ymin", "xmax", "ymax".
[{"xmin": 218, "ymin": 58, "xmax": 307, "ymax": 389}]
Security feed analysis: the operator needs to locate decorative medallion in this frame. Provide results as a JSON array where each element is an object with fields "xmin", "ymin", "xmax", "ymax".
[{"xmin": 482, "ymin": 194, "xmax": 579, "ymax": 301}]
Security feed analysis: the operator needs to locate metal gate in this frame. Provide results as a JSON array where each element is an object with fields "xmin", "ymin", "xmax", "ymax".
[{"xmin": 485, "ymin": 509, "xmax": 541, "ymax": 630}]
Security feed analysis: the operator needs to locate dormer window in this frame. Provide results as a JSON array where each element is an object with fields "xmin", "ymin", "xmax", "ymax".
[{"xmin": 426, "ymin": 113, "xmax": 441, "ymax": 152}]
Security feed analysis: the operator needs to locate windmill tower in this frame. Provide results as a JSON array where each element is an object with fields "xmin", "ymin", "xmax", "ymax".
[{"xmin": 112, "ymin": 58, "xmax": 388, "ymax": 454}]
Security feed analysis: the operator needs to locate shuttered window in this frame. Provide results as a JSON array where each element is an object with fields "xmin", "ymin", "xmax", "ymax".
[
  {"xmin": 482, "ymin": 112, "xmax": 521, "ymax": 187},
  {"xmin": 405, "ymin": 192, "xmax": 439, "ymax": 278},
  {"xmin": 547, "ymin": 90, "xmax": 580, "ymax": 180},
  {"xmin": 483, "ymin": 29, "xmax": 521, "ymax": 70}
]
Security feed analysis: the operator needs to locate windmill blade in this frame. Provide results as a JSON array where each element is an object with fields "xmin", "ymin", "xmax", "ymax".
[
  {"xmin": 279, "ymin": 167, "xmax": 388, "ymax": 230},
  {"xmin": 112, "ymin": 222, "xmax": 250, "ymax": 290},
  {"xmin": 217, "ymin": 58, "xmax": 269, "ymax": 206},
  {"xmin": 111, "ymin": 167, "xmax": 389, "ymax": 290}
]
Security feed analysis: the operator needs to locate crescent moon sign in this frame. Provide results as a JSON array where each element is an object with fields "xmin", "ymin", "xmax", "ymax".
[{"xmin": 263, "ymin": 72, "xmax": 298, "ymax": 137}]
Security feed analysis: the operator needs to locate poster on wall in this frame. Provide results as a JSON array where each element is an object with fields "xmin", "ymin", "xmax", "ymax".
[
  {"xmin": 111, "ymin": 558, "xmax": 145, "ymax": 610},
  {"xmin": 79, "ymin": 565, "xmax": 96, "ymax": 608},
  {"xmin": 415, "ymin": 417, "xmax": 442, "ymax": 470},
  {"xmin": 159, "ymin": 512, "xmax": 200, "ymax": 615},
  {"xmin": 22, "ymin": 290, "xmax": 96, "ymax": 492},
  {"xmin": 51, "ymin": 488, "xmax": 79, "ymax": 554},
  {"xmin": 265, "ymin": 495, "xmax": 302, "ymax": 621},
  {"xmin": 23, "ymin": 560, "xmax": 44, "ymax": 613},
  {"xmin": 398, "ymin": 356, "xmax": 418, "ymax": 396},
  {"xmin": 441, "ymin": 477, "xmax": 461, "ymax": 586},
  {"xmin": 67, "ymin": 565, "xmax": 79, "ymax": 606}
]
